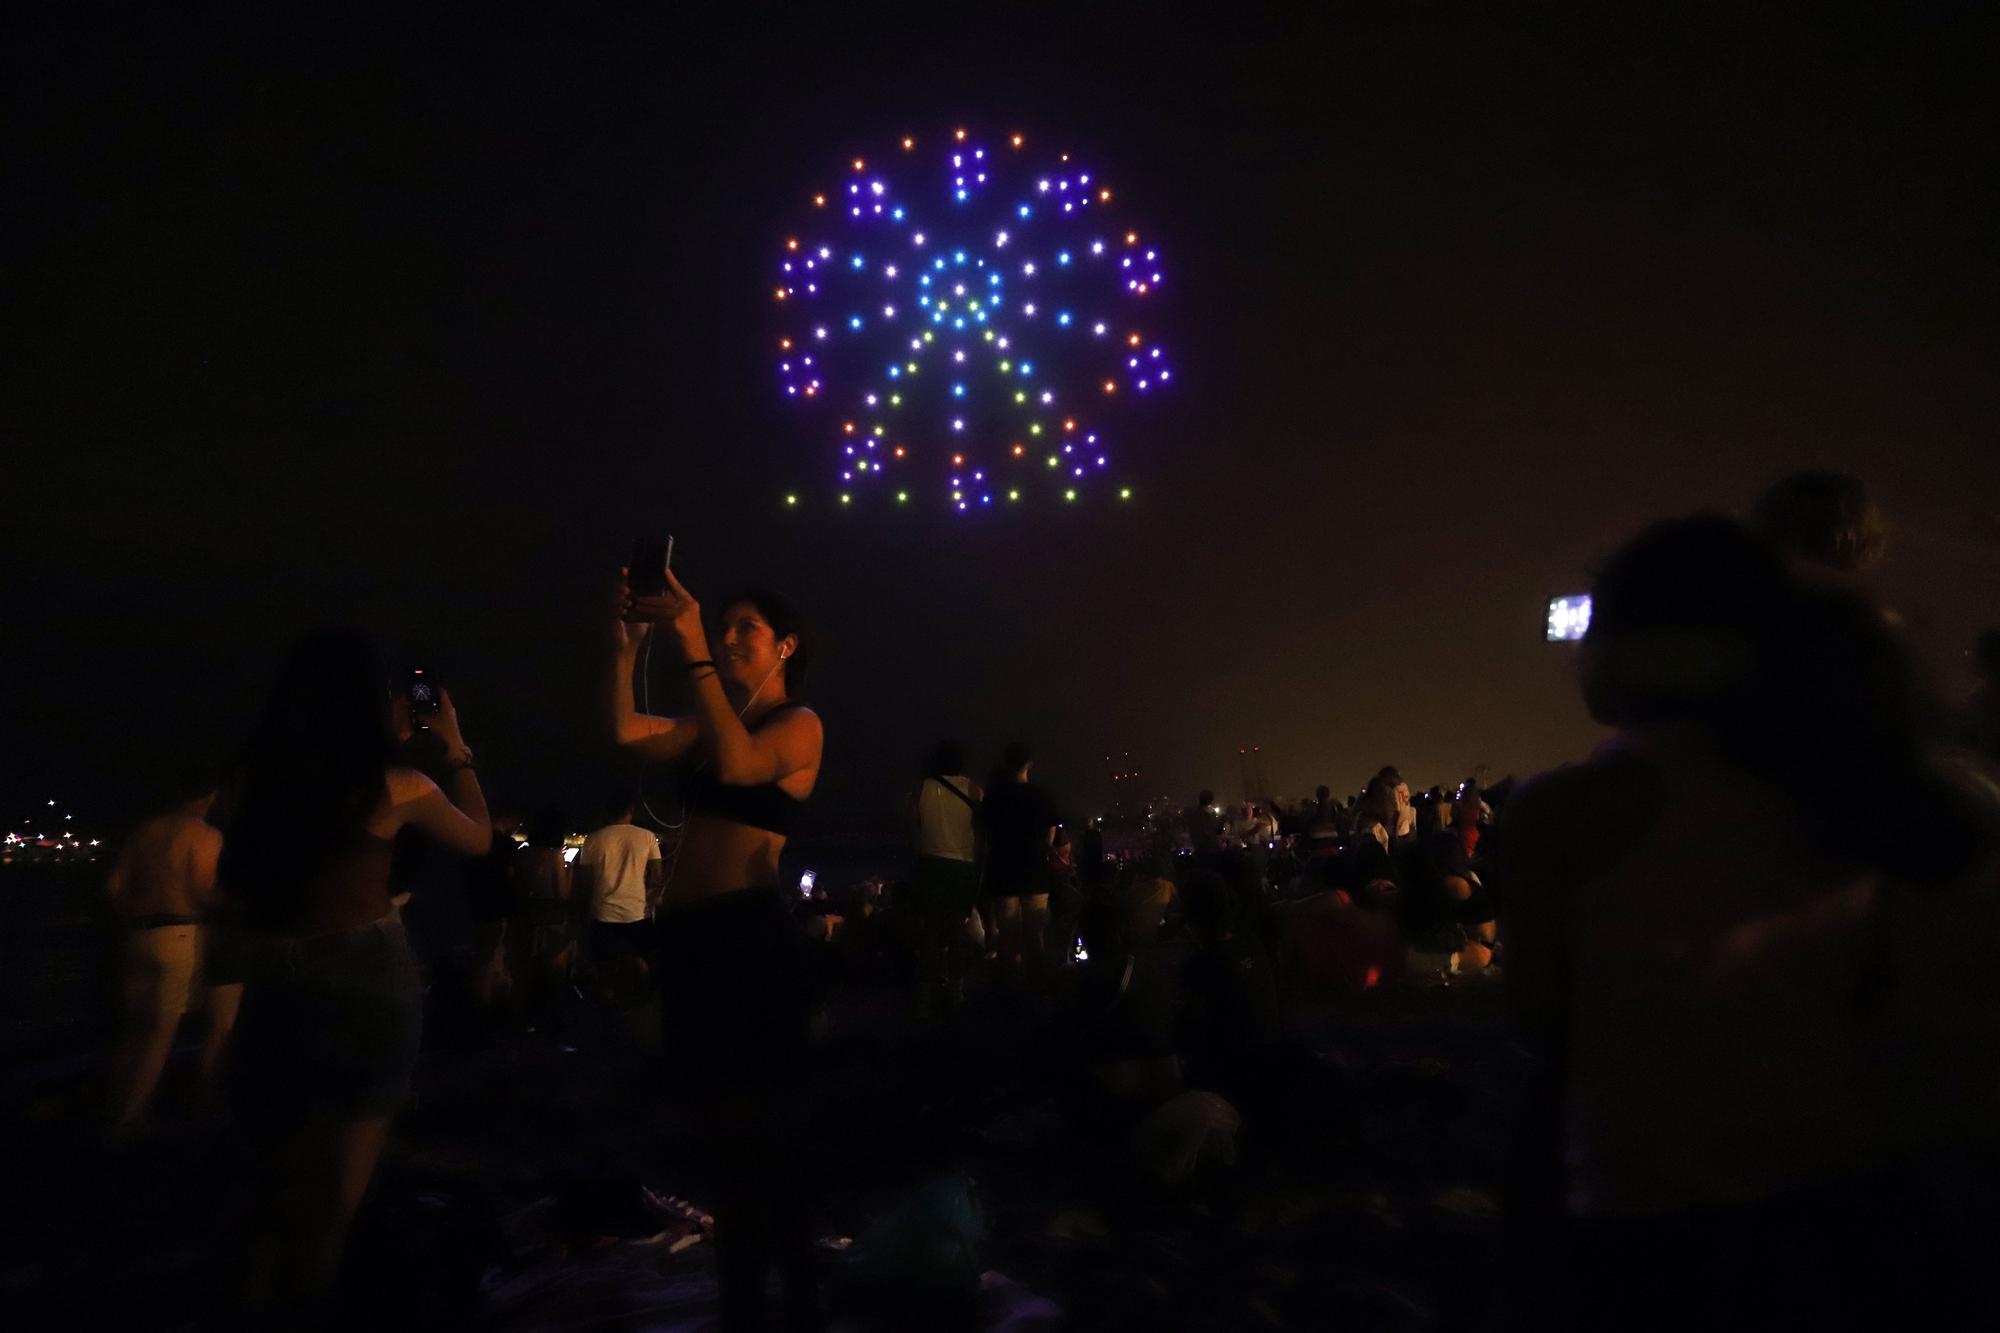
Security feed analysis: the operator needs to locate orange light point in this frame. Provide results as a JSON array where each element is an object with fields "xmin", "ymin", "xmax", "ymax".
[
  {"xmin": 843, "ymin": 422, "xmax": 855, "ymax": 434},
  {"xmin": 1012, "ymin": 443, "xmax": 1025, "ymax": 456},
  {"xmin": 901, "ymin": 136, "xmax": 915, "ymax": 150},
  {"xmin": 779, "ymin": 338, "xmax": 792, "ymax": 350},
  {"xmin": 813, "ymin": 194, "xmax": 826, "ymax": 207},
  {"xmin": 1126, "ymin": 232, "xmax": 1138, "ymax": 245},
  {"xmin": 1128, "ymin": 333, "xmax": 1141, "ymax": 346},
  {"xmin": 952, "ymin": 453, "xmax": 964, "ymax": 466},
  {"xmin": 852, "ymin": 158, "xmax": 865, "ymax": 171},
  {"xmin": 786, "ymin": 238, "xmax": 799, "ymax": 251},
  {"xmin": 1103, "ymin": 381, "xmax": 1117, "ymax": 394},
  {"xmin": 954, "ymin": 128, "xmax": 967, "ymax": 141},
  {"xmin": 1010, "ymin": 133, "xmax": 1023, "ymax": 148}
]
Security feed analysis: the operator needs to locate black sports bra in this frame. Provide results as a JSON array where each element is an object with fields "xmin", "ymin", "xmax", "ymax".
[{"xmin": 681, "ymin": 702, "xmax": 810, "ymax": 837}]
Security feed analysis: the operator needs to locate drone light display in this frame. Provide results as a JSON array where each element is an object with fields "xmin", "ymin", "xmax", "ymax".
[{"xmin": 774, "ymin": 128, "xmax": 1171, "ymax": 511}]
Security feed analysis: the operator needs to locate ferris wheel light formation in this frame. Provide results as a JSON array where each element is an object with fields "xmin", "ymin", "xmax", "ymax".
[{"xmin": 773, "ymin": 128, "xmax": 1171, "ymax": 512}]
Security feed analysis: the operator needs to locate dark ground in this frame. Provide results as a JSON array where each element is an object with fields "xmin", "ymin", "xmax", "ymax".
[{"xmin": 2, "ymin": 866, "xmax": 1522, "ymax": 1331}]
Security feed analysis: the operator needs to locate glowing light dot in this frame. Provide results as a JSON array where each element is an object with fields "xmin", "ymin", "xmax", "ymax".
[
  {"xmin": 1011, "ymin": 134, "xmax": 1023, "ymax": 147},
  {"xmin": 843, "ymin": 422, "xmax": 854, "ymax": 433},
  {"xmin": 779, "ymin": 338, "xmax": 792, "ymax": 350},
  {"xmin": 1008, "ymin": 490, "xmax": 1020, "ymax": 500},
  {"xmin": 1064, "ymin": 419, "xmax": 1076, "ymax": 431},
  {"xmin": 775, "ymin": 288, "xmax": 788, "ymax": 300},
  {"xmin": 1104, "ymin": 381, "xmax": 1116, "ymax": 394},
  {"xmin": 955, "ymin": 128, "xmax": 967, "ymax": 141},
  {"xmin": 1126, "ymin": 233, "xmax": 1137, "ymax": 245},
  {"xmin": 786, "ymin": 494, "xmax": 798, "ymax": 505},
  {"xmin": 952, "ymin": 454, "xmax": 964, "ymax": 467},
  {"xmin": 840, "ymin": 493, "xmax": 851, "ymax": 504},
  {"xmin": 1012, "ymin": 444, "xmax": 1025, "ymax": 456},
  {"xmin": 813, "ymin": 195, "xmax": 825, "ymax": 207},
  {"xmin": 1119, "ymin": 488, "xmax": 1131, "ymax": 499},
  {"xmin": 894, "ymin": 446, "xmax": 906, "ymax": 457},
  {"xmin": 786, "ymin": 238, "xmax": 799, "ymax": 251},
  {"xmin": 902, "ymin": 136, "xmax": 915, "ymax": 150},
  {"xmin": 852, "ymin": 159, "xmax": 865, "ymax": 171},
  {"xmin": 913, "ymin": 233, "xmax": 925, "ymax": 245},
  {"xmin": 897, "ymin": 491, "xmax": 908, "ymax": 502},
  {"xmin": 1065, "ymin": 490, "xmax": 1076, "ymax": 502},
  {"xmin": 1100, "ymin": 189, "xmax": 1111, "ymax": 202},
  {"xmin": 952, "ymin": 419, "xmax": 964, "ymax": 431},
  {"xmin": 1093, "ymin": 323, "xmax": 1106, "ymax": 336}
]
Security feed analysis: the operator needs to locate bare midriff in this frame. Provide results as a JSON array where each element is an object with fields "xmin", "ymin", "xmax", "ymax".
[{"xmin": 658, "ymin": 813, "xmax": 788, "ymax": 911}]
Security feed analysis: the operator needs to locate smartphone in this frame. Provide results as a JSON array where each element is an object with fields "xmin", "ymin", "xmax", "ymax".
[
  {"xmin": 629, "ymin": 536, "xmax": 675, "ymax": 598},
  {"xmin": 406, "ymin": 667, "xmax": 440, "ymax": 715},
  {"xmin": 1545, "ymin": 593, "xmax": 1593, "ymax": 642},
  {"xmin": 798, "ymin": 869, "xmax": 817, "ymax": 898},
  {"xmin": 1073, "ymin": 937, "xmax": 1089, "ymax": 963}
]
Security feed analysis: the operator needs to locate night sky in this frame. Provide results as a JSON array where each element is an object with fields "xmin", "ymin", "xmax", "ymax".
[{"xmin": 7, "ymin": 5, "xmax": 1997, "ymax": 837}]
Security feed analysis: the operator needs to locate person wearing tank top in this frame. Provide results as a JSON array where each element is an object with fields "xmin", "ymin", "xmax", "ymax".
[
  {"xmin": 908, "ymin": 740, "xmax": 983, "ymax": 1016},
  {"xmin": 612, "ymin": 570, "xmax": 826, "ymax": 1329},
  {"xmin": 220, "ymin": 629, "xmax": 490, "ymax": 1321}
]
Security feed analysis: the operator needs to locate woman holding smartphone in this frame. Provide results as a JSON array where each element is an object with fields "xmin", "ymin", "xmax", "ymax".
[
  {"xmin": 222, "ymin": 627, "xmax": 490, "ymax": 1320},
  {"xmin": 611, "ymin": 566, "xmax": 824, "ymax": 1331}
]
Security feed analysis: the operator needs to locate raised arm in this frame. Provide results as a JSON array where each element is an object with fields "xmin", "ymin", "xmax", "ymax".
[
  {"xmin": 635, "ymin": 568, "xmax": 823, "ymax": 787},
  {"xmin": 610, "ymin": 571, "xmax": 702, "ymax": 763},
  {"xmin": 391, "ymin": 690, "xmax": 491, "ymax": 857}
]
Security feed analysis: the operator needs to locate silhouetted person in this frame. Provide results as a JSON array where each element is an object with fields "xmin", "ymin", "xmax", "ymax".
[
  {"xmin": 980, "ymin": 741, "xmax": 1059, "ymax": 975},
  {"xmin": 908, "ymin": 740, "xmax": 981, "ymax": 1015},
  {"xmin": 1754, "ymin": 469, "xmax": 1886, "ymax": 573},
  {"xmin": 1500, "ymin": 516, "xmax": 1987, "ymax": 1328},
  {"xmin": 103, "ymin": 770, "xmax": 223, "ymax": 1133},
  {"xmin": 223, "ymin": 628, "xmax": 489, "ymax": 1321}
]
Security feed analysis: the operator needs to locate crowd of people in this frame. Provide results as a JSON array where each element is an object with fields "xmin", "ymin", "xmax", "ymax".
[{"xmin": 85, "ymin": 471, "xmax": 2000, "ymax": 1329}]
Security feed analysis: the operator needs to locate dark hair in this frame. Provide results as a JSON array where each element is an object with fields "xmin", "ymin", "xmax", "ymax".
[
  {"xmin": 221, "ymin": 627, "xmax": 397, "ymax": 931},
  {"xmin": 1582, "ymin": 515, "xmax": 1790, "ymax": 727},
  {"xmin": 715, "ymin": 587, "xmax": 809, "ymax": 691},
  {"xmin": 1180, "ymin": 867, "xmax": 1236, "ymax": 944},
  {"xmin": 924, "ymin": 740, "xmax": 966, "ymax": 778},
  {"xmin": 1586, "ymin": 514, "xmax": 1984, "ymax": 885},
  {"xmin": 1003, "ymin": 740, "xmax": 1033, "ymax": 771},
  {"xmin": 525, "ymin": 805, "xmax": 568, "ymax": 850},
  {"xmin": 602, "ymin": 786, "xmax": 639, "ymax": 824},
  {"xmin": 1753, "ymin": 471, "xmax": 1884, "ymax": 572},
  {"xmin": 162, "ymin": 756, "xmax": 222, "ymax": 808},
  {"xmin": 1314, "ymin": 784, "xmax": 1330, "ymax": 803},
  {"xmin": 1197, "ymin": 789, "xmax": 1215, "ymax": 807}
]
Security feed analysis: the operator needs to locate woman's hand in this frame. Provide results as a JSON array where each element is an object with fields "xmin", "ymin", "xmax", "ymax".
[
  {"xmin": 613, "ymin": 568, "xmax": 652, "ymax": 652},
  {"xmin": 430, "ymin": 688, "xmax": 468, "ymax": 750},
  {"xmin": 628, "ymin": 567, "xmax": 708, "ymax": 661}
]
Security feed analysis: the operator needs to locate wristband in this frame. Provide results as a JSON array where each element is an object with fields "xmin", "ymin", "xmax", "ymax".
[{"xmin": 684, "ymin": 659, "xmax": 717, "ymax": 674}]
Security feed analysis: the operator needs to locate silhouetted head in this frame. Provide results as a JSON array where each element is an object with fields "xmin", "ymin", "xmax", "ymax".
[{"xmin": 1753, "ymin": 470, "xmax": 1885, "ymax": 572}]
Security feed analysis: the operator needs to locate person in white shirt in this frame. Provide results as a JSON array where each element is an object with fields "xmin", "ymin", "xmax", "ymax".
[
  {"xmin": 908, "ymin": 740, "xmax": 982, "ymax": 1015},
  {"xmin": 574, "ymin": 789, "xmax": 663, "ymax": 1001}
]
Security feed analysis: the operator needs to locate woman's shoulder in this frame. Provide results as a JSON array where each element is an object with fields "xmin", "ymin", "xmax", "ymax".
[{"xmin": 384, "ymin": 766, "xmax": 442, "ymax": 803}]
